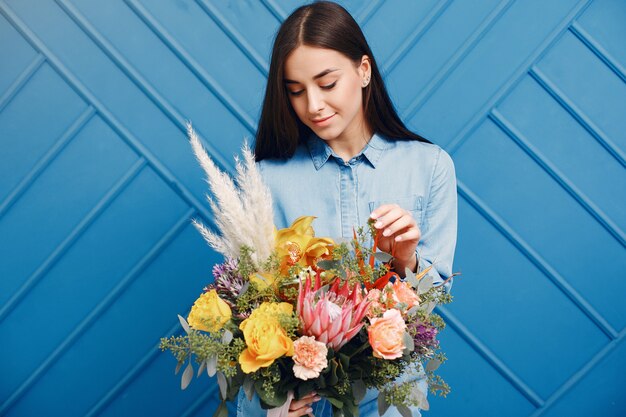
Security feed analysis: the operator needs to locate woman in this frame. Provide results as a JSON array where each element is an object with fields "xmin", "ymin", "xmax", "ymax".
[{"xmin": 237, "ymin": 1, "xmax": 457, "ymax": 416}]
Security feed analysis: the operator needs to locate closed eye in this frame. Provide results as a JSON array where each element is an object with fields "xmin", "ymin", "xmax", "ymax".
[{"xmin": 287, "ymin": 81, "xmax": 337, "ymax": 96}]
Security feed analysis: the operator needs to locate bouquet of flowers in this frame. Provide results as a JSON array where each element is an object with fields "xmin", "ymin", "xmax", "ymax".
[{"xmin": 160, "ymin": 124, "xmax": 454, "ymax": 417}]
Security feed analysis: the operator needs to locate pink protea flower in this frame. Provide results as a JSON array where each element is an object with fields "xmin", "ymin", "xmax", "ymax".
[{"xmin": 296, "ymin": 272, "xmax": 370, "ymax": 351}]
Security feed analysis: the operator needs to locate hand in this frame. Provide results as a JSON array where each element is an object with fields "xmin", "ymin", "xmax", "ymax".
[
  {"xmin": 288, "ymin": 391, "xmax": 320, "ymax": 417},
  {"xmin": 370, "ymin": 204, "xmax": 420, "ymax": 275}
]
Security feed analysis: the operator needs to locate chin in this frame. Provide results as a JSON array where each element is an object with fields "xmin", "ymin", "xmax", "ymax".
[{"xmin": 310, "ymin": 127, "xmax": 341, "ymax": 142}]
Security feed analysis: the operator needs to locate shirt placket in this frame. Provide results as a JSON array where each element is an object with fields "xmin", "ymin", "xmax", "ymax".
[{"xmin": 338, "ymin": 157, "xmax": 360, "ymax": 238}]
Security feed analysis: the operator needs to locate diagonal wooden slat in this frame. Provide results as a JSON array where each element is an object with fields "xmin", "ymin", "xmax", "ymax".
[
  {"xmin": 527, "ymin": 326, "xmax": 626, "ymax": 417},
  {"xmin": 0, "ymin": 156, "xmax": 145, "ymax": 324},
  {"xmin": 489, "ymin": 108, "xmax": 626, "ymax": 247},
  {"xmin": 55, "ymin": 0, "xmax": 235, "ymax": 173},
  {"xmin": 401, "ymin": 0, "xmax": 515, "ymax": 121},
  {"xmin": 0, "ymin": 52, "xmax": 45, "ymax": 113},
  {"xmin": 457, "ymin": 180, "xmax": 618, "ymax": 340},
  {"xmin": 76, "ymin": 209, "xmax": 196, "ymax": 417},
  {"xmin": 383, "ymin": 0, "xmax": 453, "ymax": 75},
  {"xmin": 123, "ymin": 0, "xmax": 257, "ymax": 136},
  {"xmin": 528, "ymin": 65, "xmax": 626, "ymax": 168},
  {"xmin": 437, "ymin": 305, "xmax": 544, "ymax": 407},
  {"xmin": 195, "ymin": 0, "xmax": 269, "ymax": 75},
  {"xmin": 179, "ymin": 381, "xmax": 220, "ymax": 417},
  {"xmin": 0, "ymin": 158, "xmax": 146, "ymax": 414},
  {"xmin": 84, "ymin": 318, "xmax": 187, "ymax": 417},
  {"xmin": 446, "ymin": 0, "xmax": 593, "ymax": 155},
  {"xmin": 0, "ymin": 105, "xmax": 94, "ymax": 221},
  {"xmin": 0, "ymin": 0, "xmax": 217, "ymax": 232},
  {"xmin": 260, "ymin": 0, "xmax": 287, "ymax": 22},
  {"xmin": 569, "ymin": 21, "xmax": 626, "ymax": 84},
  {"xmin": 356, "ymin": 0, "xmax": 386, "ymax": 26}
]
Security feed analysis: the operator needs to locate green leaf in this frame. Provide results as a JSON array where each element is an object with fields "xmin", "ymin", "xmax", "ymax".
[
  {"xmin": 243, "ymin": 375, "xmax": 254, "ymax": 401},
  {"xmin": 181, "ymin": 362, "xmax": 193, "ymax": 390},
  {"xmin": 411, "ymin": 388, "xmax": 429, "ymax": 411},
  {"xmin": 426, "ymin": 358, "xmax": 442, "ymax": 372},
  {"xmin": 207, "ymin": 355, "xmax": 217, "ymax": 377},
  {"xmin": 328, "ymin": 396, "xmax": 343, "ymax": 409},
  {"xmin": 178, "ymin": 314, "xmax": 191, "ymax": 334},
  {"xmin": 374, "ymin": 251, "xmax": 393, "ymax": 263},
  {"xmin": 396, "ymin": 404, "xmax": 412, "ymax": 417},
  {"xmin": 424, "ymin": 300, "xmax": 437, "ymax": 314},
  {"xmin": 405, "ymin": 268, "xmax": 418, "ymax": 288},
  {"xmin": 212, "ymin": 401, "xmax": 228, "ymax": 417},
  {"xmin": 317, "ymin": 260, "xmax": 340, "ymax": 270},
  {"xmin": 197, "ymin": 360, "xmax": 206, "ymax": 378},
  {"xmin": 406, "ymin": 305, "xmax": 419, "ymax": 316},
  {"xmin": 377, "ymin": 393, "xmax": 390, "ymax": 415},
  {"xmin": 402, "ymin": 331, "xmax": 415, "ymax": 354},
  {"xmin": 338, "ymin": 353, "xmax": 350, "ymax": 369},
  {"xmin": 329, "ymin": 359, "xmax": 339, "ymax": 385},
  {"xmin": 352, "ymin": 379, "xmax": 366, "ymax": 403},
  {"xmin": 222, "ymin": 329, "xmax": 233, "ymax": 344},
  {"xmin": 217, "ymin": 372, "xmax": 227, "ymax": 400},
  {"xmin": 418, "ymin": 275, "xmax": 433, "ymax": 294}
]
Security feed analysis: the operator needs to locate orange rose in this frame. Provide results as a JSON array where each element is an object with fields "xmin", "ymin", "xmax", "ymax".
[
  {"xmin": 368, "ymin": 309, "xmax": 406, "ymax": 360},
  {"xmin": 391, "ymin": 281, "xmax": 420, "ymax": 310}
]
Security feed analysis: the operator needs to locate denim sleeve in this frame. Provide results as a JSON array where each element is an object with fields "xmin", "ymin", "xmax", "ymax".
[{"xmin": 416, "ymin": 147, "xmax": 458, "ymax": 294}]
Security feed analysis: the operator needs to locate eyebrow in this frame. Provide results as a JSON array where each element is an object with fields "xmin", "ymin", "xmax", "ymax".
[{"xmin": 284, "ymin": 68, "xmax": 340, "ymax": 84}]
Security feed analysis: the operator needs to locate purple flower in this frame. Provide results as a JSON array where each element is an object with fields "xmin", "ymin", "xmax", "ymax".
[
  {"xmin": 408, "ymin": 321, "xmax": 439, "ymax": 354},
  {"xmin": 206, "ymin": 258, "xmax": 252, "ymax": 318}
]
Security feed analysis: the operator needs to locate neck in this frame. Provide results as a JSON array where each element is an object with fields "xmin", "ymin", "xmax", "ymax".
[{"xmin": 327, "ymin": 126, "xmax": 374, "ymax": 162}]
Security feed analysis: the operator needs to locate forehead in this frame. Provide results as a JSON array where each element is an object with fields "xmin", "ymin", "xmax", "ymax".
[{"xmin": 284, "ymin": 45, "xmax": 354, "ymax": 79}]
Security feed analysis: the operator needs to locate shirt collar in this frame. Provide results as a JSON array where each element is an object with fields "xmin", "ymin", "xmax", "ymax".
[{"xmin": 306, "ymin": 130, "xmax": 387, "ymax": 170}]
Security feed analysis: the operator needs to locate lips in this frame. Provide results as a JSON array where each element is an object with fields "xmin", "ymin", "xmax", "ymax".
[{"xmin": 311, "ymin": 113, "xmax": 336, "ymax": 124}]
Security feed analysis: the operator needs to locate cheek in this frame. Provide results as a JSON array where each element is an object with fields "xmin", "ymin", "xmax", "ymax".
[{"xmin": 337, "ymin": 81, "xmax": 362, "ymax": 114}]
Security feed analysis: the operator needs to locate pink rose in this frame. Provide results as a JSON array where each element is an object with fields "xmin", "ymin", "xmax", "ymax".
[
  {"xmin": 292, "ymin": 336, "xmax": 328, "ymax": 380},
  {"xmin": 368, "ymin": 309, "xmax": 406, "ymax": 360},
  {"xmin": 391, "ymin": 281, "xmax": 420, "ymax": 310}
]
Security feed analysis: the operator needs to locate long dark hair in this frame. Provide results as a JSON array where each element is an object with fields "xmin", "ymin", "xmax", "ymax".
[{"xmin": 255, "ymin": 0, "xmax": 431, "ymax": 161}]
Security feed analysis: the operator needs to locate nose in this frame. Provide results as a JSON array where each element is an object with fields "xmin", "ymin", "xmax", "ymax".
[{"xmin": 306, "ymin": 88, "xmax": 325, "ymax": 115}]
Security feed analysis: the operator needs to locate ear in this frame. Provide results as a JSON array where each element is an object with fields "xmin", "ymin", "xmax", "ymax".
[{"xmin": 358, "ymin": 55, "xmax": 371, "ymax": 79}]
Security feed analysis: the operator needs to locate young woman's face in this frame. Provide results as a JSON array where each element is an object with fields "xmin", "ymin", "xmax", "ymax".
[{"xmin": 283, "ymin": 45, "xmax": 371, "ymax": 147}]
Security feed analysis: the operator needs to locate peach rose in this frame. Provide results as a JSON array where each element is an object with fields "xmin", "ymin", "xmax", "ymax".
[
  {"xmin": 292, "ymin": 336, "xmax": 328, "ymax": 380},
  {"xmin": 366, "ymin": 289, "xmax": 386, "ymax": 318},
  {"xmin": 368, "ymin": 309, "xmax": 406, "ymax": 360},
  {"xmin": 391, "ymin": 280, "xmax": 420, "ymax": 310}
]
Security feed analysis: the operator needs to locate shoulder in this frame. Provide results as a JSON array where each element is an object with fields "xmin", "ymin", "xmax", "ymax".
[{"xmin": 381, "ymin": 136, "xmax": 454, "ymax": 173}]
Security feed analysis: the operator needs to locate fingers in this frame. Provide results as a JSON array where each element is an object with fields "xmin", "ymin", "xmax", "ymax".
[
  {"xmin": 371, "ymin": 204, "xmax": 418, "ymax": 239},
  {"xmin": 288, "ymin": 392, "xmax": 320, "ymax": 417},
  {"xmin": 394, "ymin": 226, "xmax": 421, "ymax": 243}
]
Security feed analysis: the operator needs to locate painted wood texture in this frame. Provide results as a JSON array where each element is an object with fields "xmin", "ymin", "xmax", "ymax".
[{"xmin": 0, "ymin": 1, "xmax": 624, "ymax": 416}]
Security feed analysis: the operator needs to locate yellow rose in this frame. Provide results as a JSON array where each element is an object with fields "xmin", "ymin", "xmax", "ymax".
[
  {"xmin": 238, "ymin": 302, "xmax": 294, "ymax": 373},
  {"xmin": 275, "ymin": 216, "xmax": 334, "ymax": 274},
  {"xmin": 187, "ymin": 290, "xmax": 232, "ymax": 332}
]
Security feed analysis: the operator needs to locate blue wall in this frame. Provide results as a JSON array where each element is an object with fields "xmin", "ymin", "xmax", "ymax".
[{"xmin": 1, "ymin": 1, "xmax": 625, "ymax": 416}]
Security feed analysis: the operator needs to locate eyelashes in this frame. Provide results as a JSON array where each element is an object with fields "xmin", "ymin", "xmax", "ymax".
[{"xmin": 288, "ymin": 81, "xmax": 337, "ymax": 96}]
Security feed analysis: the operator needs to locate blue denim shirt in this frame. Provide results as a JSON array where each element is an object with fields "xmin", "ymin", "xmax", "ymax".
[{"xmin": 237, "ymin": 131, "xmax": 458, "ymax": 416}]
